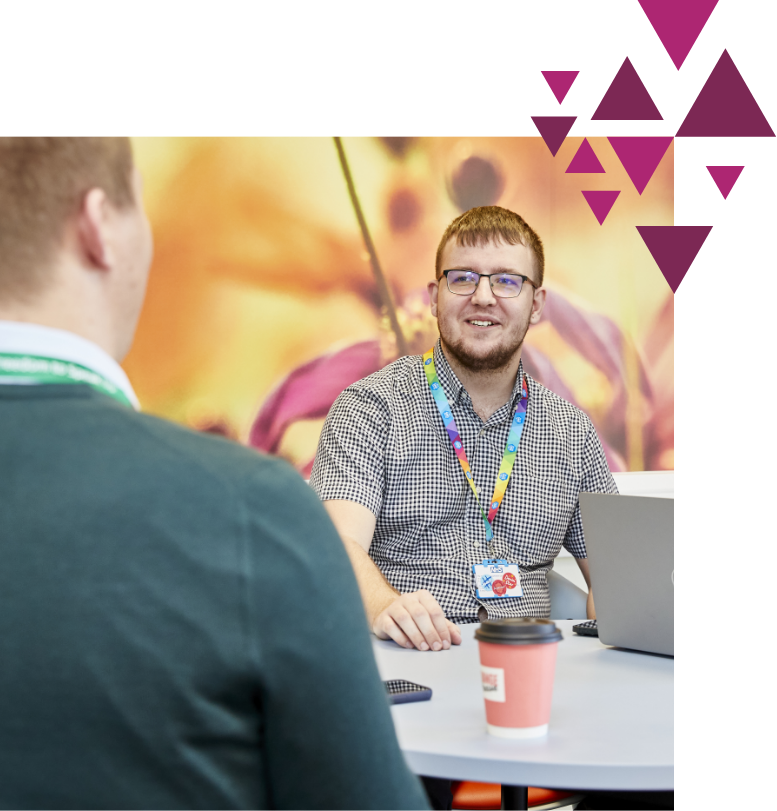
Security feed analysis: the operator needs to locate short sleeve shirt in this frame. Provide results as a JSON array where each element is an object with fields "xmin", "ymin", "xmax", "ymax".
[{"xmin": 310, "ymin": 341, "xmax": 618, "ymax": 623}]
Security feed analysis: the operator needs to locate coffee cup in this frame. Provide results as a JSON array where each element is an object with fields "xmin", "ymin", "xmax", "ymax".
[{"xmin": 475, "ymin": 618, "xmax": 563, "ymax": 738}]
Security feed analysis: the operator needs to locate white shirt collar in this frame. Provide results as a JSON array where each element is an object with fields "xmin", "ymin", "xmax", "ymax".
[{"xmin": 0, "ymin": 321, "xmax": 140, "ymax": 410}]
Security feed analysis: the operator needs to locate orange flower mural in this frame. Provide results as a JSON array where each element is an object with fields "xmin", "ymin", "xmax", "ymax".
[{"xmin": 126, "ymin": 137, "xmax": 673, "ymax": 474}]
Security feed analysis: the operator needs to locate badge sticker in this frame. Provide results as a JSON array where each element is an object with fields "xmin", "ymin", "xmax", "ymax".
[{"xmin": 473, "ymin": 560, "xmax": 522, "ymax": 599}]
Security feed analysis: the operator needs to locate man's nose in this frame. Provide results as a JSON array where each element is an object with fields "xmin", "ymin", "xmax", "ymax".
[{"xmin": 471, "ymin": 275, "xmax": 497, "ymax": 305}]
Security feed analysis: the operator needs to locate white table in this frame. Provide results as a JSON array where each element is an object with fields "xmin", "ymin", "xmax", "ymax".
[{"xmin": 373, "ymin": 621, "xmax": 673, "ymax": 799}]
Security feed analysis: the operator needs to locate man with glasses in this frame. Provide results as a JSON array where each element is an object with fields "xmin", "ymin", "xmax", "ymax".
[{"xmin": 311, "ymin": 205, "xmax": 617, "ymax": 655}]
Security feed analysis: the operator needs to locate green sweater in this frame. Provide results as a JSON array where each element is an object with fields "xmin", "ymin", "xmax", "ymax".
[{"xmin": 0, "ymin": 384, "xmax": 429, "ymax": 810}]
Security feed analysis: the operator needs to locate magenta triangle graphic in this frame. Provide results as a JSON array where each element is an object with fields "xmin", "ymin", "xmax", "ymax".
[
  {"xmin": 541, "ymin": 71, "xmax": 579, "ymax": 104},
  {"xmin": 636, "ymin": 225, "xmax": 712, "ymax": 292},
  {"xmin": 592, "ymin": 58, "xmax": 663, "ymax": 120},
  {"xmin": 531, "ymin": 116, "xmax": 576, "ymax": 156},
  {"xmin": 677, "ymin": 50, "xmax": 775, "ymax": 137},
  {"xmin": 608, "ymin": 137, "xmax": 673, "ymax": 194},
  {"xmin": 707, "ymin": 165, "xmax": 744, "ymax": 199},
  {"xmin": 637, "ymin": 0, "xmax": 719, "ymax": 70},
  {"xmin": 566, "ymin": 139, "xmax": 605, "ymax": 173},
  {"xmin": 582, "ymin": 190, "xmax": 620, "ymax": 225}
]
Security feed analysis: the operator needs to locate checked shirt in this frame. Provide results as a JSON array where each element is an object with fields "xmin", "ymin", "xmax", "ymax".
[{"xmin": 310, "ymin": 340, "xmax": 617, "ymax": 623}]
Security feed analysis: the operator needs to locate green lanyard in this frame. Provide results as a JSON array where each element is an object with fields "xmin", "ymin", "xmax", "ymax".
[{"xmin": 0, "ymin": 353, "xmax": 134, "ymax": 408}]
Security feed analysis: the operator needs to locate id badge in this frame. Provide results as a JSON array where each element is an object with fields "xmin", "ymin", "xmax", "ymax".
[{"xmin": 473, "ymin": 559, "xmax": 522, "ymax": 599}]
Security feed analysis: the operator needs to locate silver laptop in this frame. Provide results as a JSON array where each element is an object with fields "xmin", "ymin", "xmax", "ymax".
[{"xmin": 579, "ymin": 493, "xmax": 674, "ymax": 656}]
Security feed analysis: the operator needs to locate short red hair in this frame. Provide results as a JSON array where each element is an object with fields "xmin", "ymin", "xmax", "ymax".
[{"xmin": 435, "ymin": 205, "xmax": 545, "ymax": 286}]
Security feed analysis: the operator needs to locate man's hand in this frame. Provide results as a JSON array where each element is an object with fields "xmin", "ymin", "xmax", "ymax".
[
  {"xmin": 372, "ymin": 589, "xmax": 462, "ymax": 651},
  {"xmin": 322, "ymin": 500, "xmax": 462, "ymax": 651}
]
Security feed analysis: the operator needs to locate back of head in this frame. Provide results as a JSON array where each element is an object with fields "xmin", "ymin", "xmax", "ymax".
[
  {"xmin": 0, "ymin": 137, "xmax": 134, "ymax": 301},
  {"xmin": 435, "ymin": 205, "xmax": 545, "ymax": 286}
]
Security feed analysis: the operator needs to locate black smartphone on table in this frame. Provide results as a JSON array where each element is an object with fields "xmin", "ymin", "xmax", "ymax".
[
  {"xmin": 384, "ymin": 679, "xmax": 433, "ymax": 704},
  {"xmin": 572, "ymin": 619, "xmax": 599, "ymax": 637}
]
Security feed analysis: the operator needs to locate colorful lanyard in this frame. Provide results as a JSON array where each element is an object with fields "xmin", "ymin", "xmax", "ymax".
[
  {"xmin": 0, "ymin": 353, "xmax": 134, "ymax": 408},
  {"xmin": 422, "ymin": 347, "xmax": 528, "ymax": 542}
]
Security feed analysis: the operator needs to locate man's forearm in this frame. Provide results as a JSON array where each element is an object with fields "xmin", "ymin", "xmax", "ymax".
[
  {"xmin": 340, "ymin": 535, "xmax": 400, "ymax": 628},
  {"xmin": 575, "ymin": 556, "xmax": 595, "ymax": 620},
  {"xmin": 323, "ymin": 499, "xmax": 459, "ymax": 650}
]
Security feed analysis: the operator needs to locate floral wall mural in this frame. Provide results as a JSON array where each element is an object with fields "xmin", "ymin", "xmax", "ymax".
[{"xmin": 126, "ymin": 137, "xmax": 673, "ymax": 475}]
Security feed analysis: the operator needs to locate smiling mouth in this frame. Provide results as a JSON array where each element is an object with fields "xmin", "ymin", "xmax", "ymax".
[{"xmin": 467, "ymin": 319, "xmax": 500, "ymax": 328}]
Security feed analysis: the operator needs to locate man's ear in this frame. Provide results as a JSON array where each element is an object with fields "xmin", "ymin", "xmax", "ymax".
[
  {"xmin": 428, "ymin": 279, "xmax": 440, "ymax": 317},
  {"xmin": 529, "ymin": 286, "xmax": 546, "ymax": 325},
  {"xmin": 77, "ymin": 188, "xmax": 113, "ymax": 271}
]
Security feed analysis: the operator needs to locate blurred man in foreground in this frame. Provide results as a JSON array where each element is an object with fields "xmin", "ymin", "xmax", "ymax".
[{"xmin": 0, "ymin": 138, "xmax": 428, "ymax": 810}]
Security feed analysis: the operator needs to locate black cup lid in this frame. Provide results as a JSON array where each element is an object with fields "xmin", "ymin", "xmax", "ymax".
[{"xmin": 475, "ymin": 617, "xmax": 563, "ymax": 645}]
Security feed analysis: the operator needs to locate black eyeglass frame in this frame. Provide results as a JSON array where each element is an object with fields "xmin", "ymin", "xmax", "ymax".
[{"xmin": 441, "ymin": 269, "xmax": 538, "ymax": 298}]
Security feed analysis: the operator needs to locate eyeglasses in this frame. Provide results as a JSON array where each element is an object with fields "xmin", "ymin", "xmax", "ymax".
[{"xmin": 442, "ymin": 269, "xmax": 537, "ymax": 298}]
